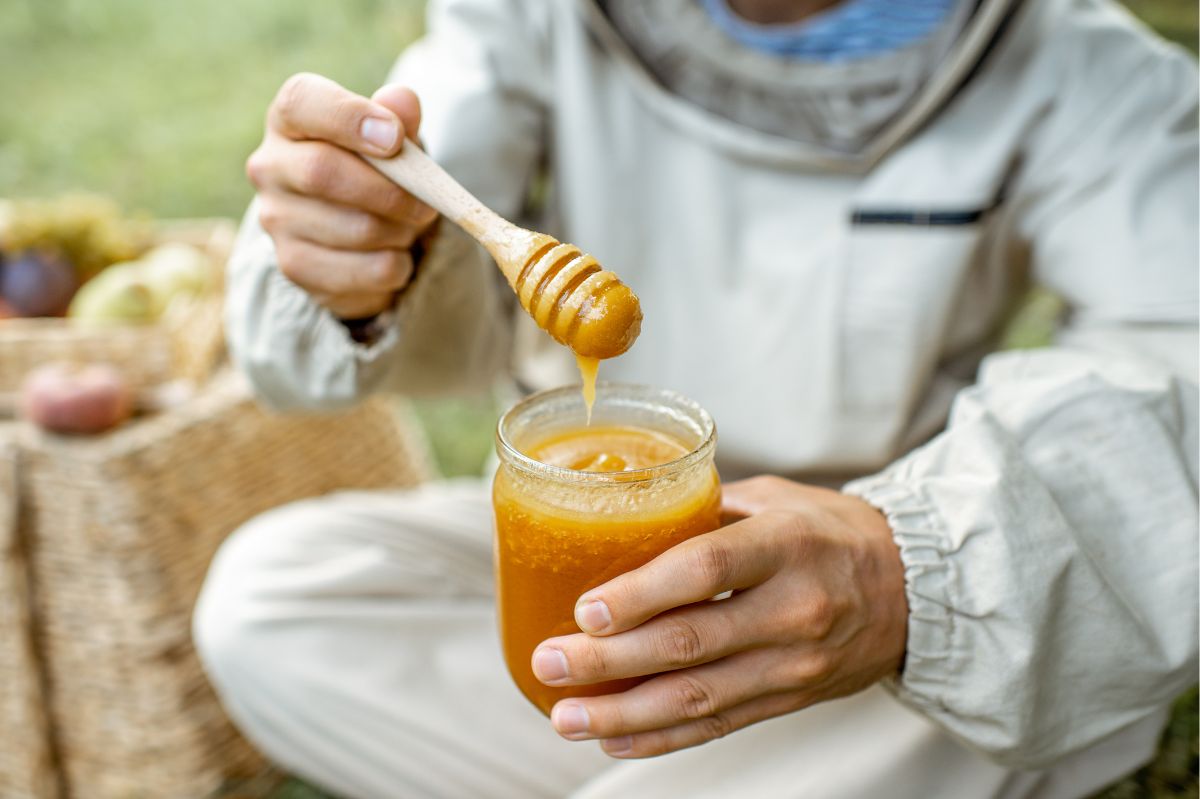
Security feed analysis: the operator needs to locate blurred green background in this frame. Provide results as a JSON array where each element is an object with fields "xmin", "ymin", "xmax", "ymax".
[{"xmin": 1, "ymin": 0, "xmax": 1195, "ymax": 797}]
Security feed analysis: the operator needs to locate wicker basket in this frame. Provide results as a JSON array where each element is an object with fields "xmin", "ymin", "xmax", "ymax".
[
  {"xmin": 0, "ymin": 427, "xmax": 59, "ymax": 799},
  {"xmin": 6, "ymin": 371, "xmax": 433, "ymax": 798},
  {"xmin": 0, "ymin": 217, "xmax": 235, "ymax": 396}
]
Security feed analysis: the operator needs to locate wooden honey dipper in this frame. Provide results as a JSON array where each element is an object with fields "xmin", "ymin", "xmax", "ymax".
[{"xmin": 365, "ymin": 144, "xmax": 642, "ymax": 360}]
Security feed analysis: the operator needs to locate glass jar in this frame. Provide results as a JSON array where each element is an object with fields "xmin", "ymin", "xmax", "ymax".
[{"xmin": 493, "ymin": 382, "xmax": 720, "ymax": 715}]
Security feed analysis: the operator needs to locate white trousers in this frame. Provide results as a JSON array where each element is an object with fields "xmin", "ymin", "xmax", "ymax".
[{"xmin": 193, "ymin": 480, "xmax": 1157, "ymax": 799}]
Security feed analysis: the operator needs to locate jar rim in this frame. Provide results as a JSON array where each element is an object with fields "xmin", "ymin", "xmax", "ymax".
[{"xmin": 495, "ymin": 382, "xmax": 717, "ymax": 484}]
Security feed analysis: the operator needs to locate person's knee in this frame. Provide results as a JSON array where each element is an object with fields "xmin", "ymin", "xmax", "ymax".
[
  {"xmin": 192, "ymin": 500, "xmax": 326, "ymax": 692},
  {"xmin": 193, "ymin": 483, "xmax": 493, "ymax": 690}
]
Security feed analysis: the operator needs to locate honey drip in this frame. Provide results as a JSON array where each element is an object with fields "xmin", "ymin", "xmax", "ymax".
[{"xmin": 576, "ymin": 354, "xmax": 599, "ymax": 424}]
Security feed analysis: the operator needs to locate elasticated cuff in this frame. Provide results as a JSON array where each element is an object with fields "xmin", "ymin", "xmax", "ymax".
[
  {"xmin": 843, "ymin": 472, "xmax": 961, "ymax": 714},
  {"xmin": 266, "ymin": 263, "xmax": 402, "ymax": 365}
]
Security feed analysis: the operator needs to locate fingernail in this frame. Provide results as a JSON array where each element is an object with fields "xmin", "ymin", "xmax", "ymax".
[
  {"xmin": 602, "ymin": 736, "xmax": 633, "ymax": 756},
  {"xmin": 360, "ymin": 116, "xmax": 398, "ymax": 151},
  {"xmin": 576, "ymin": 600, "xmax": 611, "ymax": 634},
  {"xmin": 552, "ymin": 703, "xmax": 590, "ymax": 737},
  {"xmin": 532, "ymin": 647, "xmax": 569, "ymax": 684}
]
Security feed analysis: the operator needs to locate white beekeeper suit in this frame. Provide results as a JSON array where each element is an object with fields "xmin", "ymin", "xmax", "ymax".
[{"xmin": 194, "ymin": 0, "xmax": 1199, "ymax": 796}]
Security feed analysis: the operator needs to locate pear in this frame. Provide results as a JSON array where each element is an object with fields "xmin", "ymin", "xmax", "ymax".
[
  {"xmin": 68, "ymin": 261, "xmax": 156, "ymax": 324},
  {"xmin": 139, "ymin": 243, "xmax": 211, "ymax": 314}
]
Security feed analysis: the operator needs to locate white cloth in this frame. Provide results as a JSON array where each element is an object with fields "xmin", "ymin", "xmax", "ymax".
[
  {"xmin": 219, "ymin": 0, "xmax": 1199, "ymax": 779},
  {"xmin": 193, "ymin": 482, "xmax": 1168, "ymax": 799}
]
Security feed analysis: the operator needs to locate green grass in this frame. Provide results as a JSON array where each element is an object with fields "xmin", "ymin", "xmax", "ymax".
[
  {"xmin": 2, "ymin": 1, "xmax": 1195, "ymax": 797},
  {"xmin": 410, "ymin": 394, "xmax": 499, "ymax": 478},
  {"xmin": 0, "ymin": 0, "xmax": 424, "ymax": 218},
  {"xmin": 1094, "ymin": 688, "xmax": 1200, "ymax": 799},
  {"xmin": 1123, "ymin": 0, "xmax": 1199, "ymax": 50}
]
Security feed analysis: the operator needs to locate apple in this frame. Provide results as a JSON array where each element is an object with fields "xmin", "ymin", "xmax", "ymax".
[{"xmin": 19, "ymin": 363, "xmax": 134, "ymax": 435}]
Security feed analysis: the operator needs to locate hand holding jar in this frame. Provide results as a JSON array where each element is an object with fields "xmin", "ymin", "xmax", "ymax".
[{"xmin": 533, "ymin": 476, "xmax": 909, "ymax": 758}]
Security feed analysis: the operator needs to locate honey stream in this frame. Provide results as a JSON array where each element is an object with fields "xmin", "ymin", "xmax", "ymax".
[{"xmin": 576, "ymin": 354, "xmax": 599, "ymax": 424}]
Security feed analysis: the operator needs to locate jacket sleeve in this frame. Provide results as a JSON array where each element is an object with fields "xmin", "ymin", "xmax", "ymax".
[
  {"xmin": 845, "ymin": 26, "xmax": 1198, "ymax": 767},
  {"xmin": 225, "ymin": 0, "xmax": 551, "ymax": 410}
]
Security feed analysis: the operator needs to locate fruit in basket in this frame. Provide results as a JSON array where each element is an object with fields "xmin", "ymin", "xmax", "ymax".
[
  {"xmin": 140, "ymin": 243, "xmax": 212, "ymax": 313},
  {"xmin": 19, "ymin": 362, "xmax": 134, "ymax": 435},
  {"xmin": 0, "ymin": 194, "xmax": 147, "ymax": 282},
  {"xmin": 0, "ymin": 252, "xmax": 12, "ymax": 319},
  {"xmin": 0, "ymin": 249, "xmax": 80, "ymax": 317},
  {"xmin": 67, "ymin": 261, "xmax": 156, "ymax": 324},
  {"xmin": 67, "ymin": 244, "xmax": 212, "ymax": 323}
]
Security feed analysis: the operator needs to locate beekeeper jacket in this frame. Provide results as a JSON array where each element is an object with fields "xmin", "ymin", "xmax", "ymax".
[{"xmin": 225, "ymin": 0, "xmax": 1200, "ymax": 772}]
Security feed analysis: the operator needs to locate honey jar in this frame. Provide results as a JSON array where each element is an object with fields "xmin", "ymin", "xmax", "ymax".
[{"xmin": 493, "ymin": 383, "xmax": 720, "ymax": 714}]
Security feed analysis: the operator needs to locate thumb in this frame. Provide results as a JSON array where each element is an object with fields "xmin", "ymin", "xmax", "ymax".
[
  {"xmin": 372, "ymin": 85, "xmax": 422, "ymax": 144},
  {"xmin": 268, "ymin": 73, "xmax": 406, "ymax": 157},
  {"xmin": 719, "ymin": 479, "xmax": 772, "ymax": 519}
]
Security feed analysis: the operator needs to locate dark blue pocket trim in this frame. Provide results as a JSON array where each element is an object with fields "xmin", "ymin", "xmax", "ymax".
[{"xmin": 851, "ymin": 208, "xmax": 990, "ymax": 226}]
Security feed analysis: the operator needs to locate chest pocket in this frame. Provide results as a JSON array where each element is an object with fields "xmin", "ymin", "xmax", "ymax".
[{"xmin": 838, "ymin": 207, "xmax": 991, "ymax": 418}]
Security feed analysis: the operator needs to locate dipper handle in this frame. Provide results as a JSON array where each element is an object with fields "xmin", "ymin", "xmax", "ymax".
[{"xmin": 364, "ymin": 143, "xmax": 641, "ymax": 359}]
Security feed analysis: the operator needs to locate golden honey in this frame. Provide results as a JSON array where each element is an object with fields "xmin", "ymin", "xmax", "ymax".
[
  {"xmin": 503, "ymin": 234, "xmax": 642, "ymax": 361},
  {"xmin": 576, "ymin": 355, "xmax": 600, "ymax": 423},
  {"xmin": 493, "ymin": 387, "xmax": 719, "ymax": 715}
]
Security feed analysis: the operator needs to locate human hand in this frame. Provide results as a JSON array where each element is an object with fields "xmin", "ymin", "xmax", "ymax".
[
  {"xmin": 533, "ymin": 476, "xmax": 908, "ymax": 758},
  {"xmin": 247, "ymin": 73, "xmax": 439, "ymax": 319}
]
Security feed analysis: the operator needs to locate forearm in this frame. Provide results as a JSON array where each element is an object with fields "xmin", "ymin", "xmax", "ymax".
[
  {"xmin": 846, "ymin": 342, "xmax": 1199, "ymax": 767},
  {"xmin": 225, "ymin": 203, "xmax": 511, "ymax": 409}
]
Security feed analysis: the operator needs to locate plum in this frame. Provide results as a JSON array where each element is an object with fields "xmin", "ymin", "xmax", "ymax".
[
  {"xmin": 0, "ymin": 249, "xmax": 79, "ymax": 317},
  {"xmin": 0, "ymin": 253, "xmax": 13, "ymax": 319},
  {"xmin": 19, "ymin": 362, "xmax": 134, "ymax": 435}
]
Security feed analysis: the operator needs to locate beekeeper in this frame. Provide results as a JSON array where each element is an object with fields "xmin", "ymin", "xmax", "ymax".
[{"xmin": 194, "ymin": 0, "xmax": 1199, "ymax": 797}]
